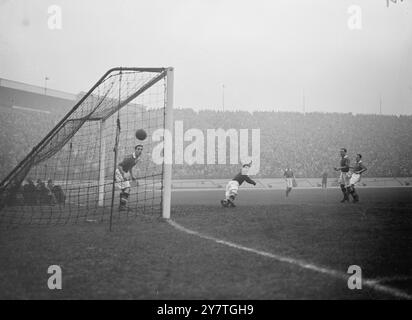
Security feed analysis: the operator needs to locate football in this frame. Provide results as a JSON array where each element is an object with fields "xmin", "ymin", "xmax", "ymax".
[{"xmin": 135, "ymin": 129, "xmax": 147, "ymax": 140}]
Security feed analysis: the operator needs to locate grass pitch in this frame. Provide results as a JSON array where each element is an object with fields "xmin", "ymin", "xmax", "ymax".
[{"xmin": 0, "ymin": 187, "xmax": 411, "ymax": 299}]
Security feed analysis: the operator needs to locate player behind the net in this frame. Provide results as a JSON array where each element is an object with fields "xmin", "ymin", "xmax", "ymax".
[
  {"xmin": 221, "ymin": 160, "xmax": 257, "ymax": 208},
  {"xmin": 348, "ymin": 153, "xmax": 367, "ymax": 203},
  {"xmin": 115, "ymin": 144, "xmax": 143, "ymax": 211}
]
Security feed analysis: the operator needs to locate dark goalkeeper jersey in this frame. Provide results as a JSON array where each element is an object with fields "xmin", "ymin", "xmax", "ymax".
[
  {"xmin": 118, "ymin": 154, "xmax": 139, "ymax": 173},
  {"xmin": 232, "ymin": 172, "xmax": 256, "ymax": 186}
]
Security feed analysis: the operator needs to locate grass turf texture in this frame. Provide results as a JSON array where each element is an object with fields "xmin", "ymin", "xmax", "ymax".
[{"xmin": 0, "ymin": 187, "xmax": 411, "ymax": 299}]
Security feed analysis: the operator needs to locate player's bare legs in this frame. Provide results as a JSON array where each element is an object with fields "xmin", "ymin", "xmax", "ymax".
[
  {"xmin": 227, "ymin": 195, "xmax": 236, "ymax": 207},
  {"xmin": 221, "ymin": 195, "xmax": 236, "ymax": 208},
  {"xmin": 119, "ymin": 187, "xmax": 130, "ymax": 211},
  {"xmin": 220, "ymin": 199, "xmax": 228, "ymax": 207},
  {"xmin": 340, "ymin": 184, "xmax": 349, "ymax": 202},
  {"xmin": 348, "ymin": 185, "xmax": 359, "ymax": 202}
]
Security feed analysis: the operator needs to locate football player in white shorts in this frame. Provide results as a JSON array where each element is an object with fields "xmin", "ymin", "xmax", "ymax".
[
  {"xmin": 221, "ymin": 161, "xmax": 257, "ymax": 208},
  {"xmin": 348, "ymin": 154, "xmax": 367, "ymax": 203}
]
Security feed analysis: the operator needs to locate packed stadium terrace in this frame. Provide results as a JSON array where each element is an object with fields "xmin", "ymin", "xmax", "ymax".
[
  {"xmin": 0, "ymin": 107, "xmax": 64, "ymax": 180},
  {"xmin": 172, "ymin": 109, "xmax": 412, "ymax": 178},
  {"xmin": 1, "ymin": 105, "xmax": 412, "ymax": 181}
]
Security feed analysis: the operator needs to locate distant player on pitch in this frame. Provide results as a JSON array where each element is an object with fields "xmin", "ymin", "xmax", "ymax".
[
  {"xmin": 348, "ymin": 153, "xmax": 367, "ymax": 203},
  {"xmin": 115, "ymin": 144, "xmax": 143, "ymax": 211},
  {"xmin": 283, "ymin": 167, "xmax": 296, "ymax": 197},
  {"xmin": 221, "ymin": 160, "xmax": 257, "ymax": 208},
  {"xmin": 334, "ymin": 147, "xmax": 350, "ymax": 203}
]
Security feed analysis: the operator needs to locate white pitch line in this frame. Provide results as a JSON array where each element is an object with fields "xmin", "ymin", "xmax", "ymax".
[
  {"xmin": 368, "ymin": 276, "xmax": 412, "ymax": 284},
  {"xmin": 167, "ymin": 219, "xmax": 412, "ymax": 300},
  {"xmin": 12, "ymin": 105, "xmax": 51, "ymax": 114}
]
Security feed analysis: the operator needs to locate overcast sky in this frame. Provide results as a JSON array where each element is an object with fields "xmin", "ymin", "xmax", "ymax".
[{"xmin": 0, "ymin": 0, "xmax": 411, "ymax": 114}]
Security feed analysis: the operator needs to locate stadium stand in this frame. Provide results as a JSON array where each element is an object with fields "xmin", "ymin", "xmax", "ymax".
[
  {"xmin": 1, "ymin": 79, "xmax": 412, "ymax": 181},
  {"xmin": 0, "ymin": 78, "xmax": 73, "ymax": 180},
  {"xmin": 0, "ymin": 78, "xmax": 75, "ymax": 112},
  {"xmin": 170, "ymin": 109, "xmax": 412, "ymax": 179}
]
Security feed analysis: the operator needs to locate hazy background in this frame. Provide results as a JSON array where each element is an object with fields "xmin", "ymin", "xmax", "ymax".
[{"xmin": 0, "ymin": 0, "xmax": 411, "ymax": 114}]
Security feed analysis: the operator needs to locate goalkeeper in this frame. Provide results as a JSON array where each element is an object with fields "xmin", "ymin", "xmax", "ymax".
[
  {"xmin": 115, "ymin": 144, "xmax": 143, "ymax": 211},
  {"xmin": 221, "ymin": 160, "xmax": 256, "ymax": 208}
]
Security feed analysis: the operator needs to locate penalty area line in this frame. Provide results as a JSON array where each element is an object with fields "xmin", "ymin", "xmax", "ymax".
[{"xmin": 167, "ymin": 219, "xmax": 412, "ymax": 300}]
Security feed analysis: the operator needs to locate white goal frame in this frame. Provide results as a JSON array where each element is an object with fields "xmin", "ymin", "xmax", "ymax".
[
  {"xmin": 96, "ymin": 67, "xmax": 174, "ymax": 219},
  {"xmin": 162, "ymin": 67, "xmax": 174, "ymax": 219}
]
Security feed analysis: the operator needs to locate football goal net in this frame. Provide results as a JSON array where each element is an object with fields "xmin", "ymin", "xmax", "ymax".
[{"xmin": 0, "ymin": 67, "xmax": 174, "ymax": 227}]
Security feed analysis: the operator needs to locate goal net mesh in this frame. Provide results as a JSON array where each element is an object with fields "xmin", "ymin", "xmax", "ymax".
[{"xmin": 0, "ymin": 68, "xmax": 169, "ymax": 227}]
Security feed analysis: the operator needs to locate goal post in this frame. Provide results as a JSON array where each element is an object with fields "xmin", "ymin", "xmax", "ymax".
[
  {"xmin": 162, "ymin": 67, "xmax": 174, "ymax": 219},
  {"xmin": 98, "ymin": 119, "xmax": 106, "ymax": 207},
  {"xmin": 0, "ymin": 67, "xmax": 174, "ymax": 227}
]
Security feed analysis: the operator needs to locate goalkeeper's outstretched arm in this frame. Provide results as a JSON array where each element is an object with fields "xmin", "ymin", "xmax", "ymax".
[{"xmin": 244, "ymin": 175, "xmax": 257, "ymax": 186}]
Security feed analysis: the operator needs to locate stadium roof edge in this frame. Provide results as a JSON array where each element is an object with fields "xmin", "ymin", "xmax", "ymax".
[{"xmin": 0, "ymin": 78, "xmax": 77, "ymax": 101}]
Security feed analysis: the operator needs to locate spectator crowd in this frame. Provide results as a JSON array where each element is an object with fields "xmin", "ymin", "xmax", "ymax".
[
  {"xmin": 172, "ymin": 109, "xmax": 412, "ymax": 179},
  {"xmin": 1, "ymin": 106, "xmax": 412, "ymax": 181}
]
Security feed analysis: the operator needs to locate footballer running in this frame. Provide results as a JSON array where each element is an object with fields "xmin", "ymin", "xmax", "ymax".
[{"xmin": 348, "ymin": 153, "xmax": 367, "ymax": 202}]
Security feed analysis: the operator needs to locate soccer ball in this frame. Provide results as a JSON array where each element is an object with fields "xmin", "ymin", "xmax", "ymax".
[{"xmin": 135, "ymin": 129, "xmax": 147, "ymax": 141}]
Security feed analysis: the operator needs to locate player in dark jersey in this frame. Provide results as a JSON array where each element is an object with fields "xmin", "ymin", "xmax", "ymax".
[
  {"xmin": 334, "ymin": 148, "xmax": 351, "ymax": 203},
  {"xmin": 221, "ymin": 161, "xmax": 256, "ymax": 208},
  {"xmin": 348, "ymin": 154, "xmax": 367, "ymax": 202},
  {"xmin": 283, "ymin": 168, "xmax": 295, "ymax": 197},
  {"xmin": 115, "ymin": 144, "xmax": 143, "ymax": 211}
]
